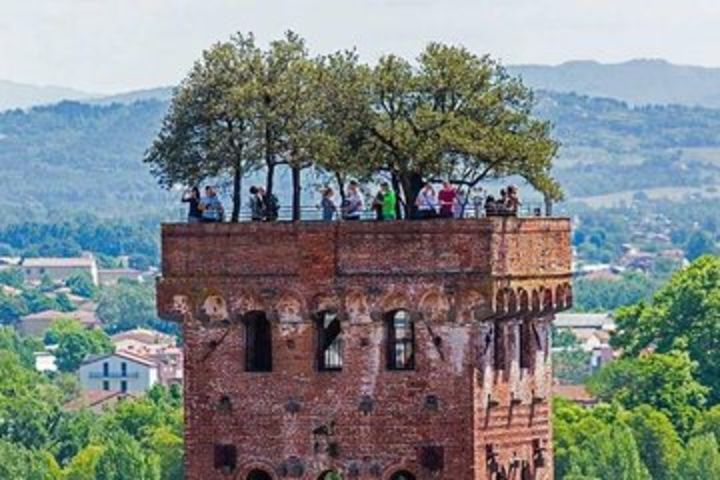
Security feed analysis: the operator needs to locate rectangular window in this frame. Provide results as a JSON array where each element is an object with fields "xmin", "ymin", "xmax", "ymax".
[
  {"xmin": 245, "ymin": 312, "xmax": 272, "ymax": 372},
  {"xmin": 519, "ymin": 320, "xmax": 534, "ymax": 370},
  {"xmin": 387, "ymin": 310, "xmax": 415, "ymax": 370},
  {"xmin": 102, "ymin": 380, "xmax": 110, "ymax": 391},
  {"xmin": 121, "ymin": 362, "xmax": 127, "ymax": 377},
  {"xmin": 214, "ymin": 444, "xmax": 237, "ymax": 472},
  {"xmin": 103, "ymin": 362, "xmax": 109, "ymax": 376},
  {"xmin": 120, "ymin": 380, "xmax": 128, "ymax": 393},
  {"xmin": 317, "ymin": 311, "xmax": 343, "ymax": 371}
]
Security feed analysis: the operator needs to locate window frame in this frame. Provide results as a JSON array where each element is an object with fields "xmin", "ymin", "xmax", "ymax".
[
  {"xmin": 386, "ymin": 310, "xmax": 415, "ymax": 371},
  {"xmin": 316, "ymin": 310, "xmax": 343, "ymax": 372},
  {"xmin": 244, "ymin": 311, "xmax": 273, "ymax": 372}
]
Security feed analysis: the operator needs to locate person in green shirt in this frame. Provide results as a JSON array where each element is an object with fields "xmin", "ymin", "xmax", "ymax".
[{"xmin": 380, "ymin": 182, "xmax": 397, "ymax": 220}]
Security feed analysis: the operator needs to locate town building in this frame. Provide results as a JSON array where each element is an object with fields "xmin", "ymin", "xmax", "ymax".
[
  {"xmin": 157, "ymin": 218, "xmax": 572, "ymax": 480},
  {"xmin": 78, "ymin": 351, "xmax": 159, "ymax": 394},
  {"xmin": 18, "ymin": 308, "xmax": 100, "ymax": 336},
  {"xmin": 111, "ymin": 328, "xmax": 183, "ymax": 386},
  {"xmin": 21, "ymin": 255, "xmax": 99, "ymax": 285},
  {"xmin": 554, "ymin": 313, "xmax": 616, "ymax": 371}
]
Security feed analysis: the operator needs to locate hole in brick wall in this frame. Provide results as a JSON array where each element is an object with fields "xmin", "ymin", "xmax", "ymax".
[
  {"xmin": 286, "ymin": 339, "xmax": 296, "ymax": 350},
  {"xmin": 247, "ymin": 469, "xmax": 272, "ymax": 480},
  {"xmin": 433, "ymin": 336, "xmax": 442, "ymax": 347},
  {"xmin": 279, "ymin": 457, "xmax": 304, "ymax": 477},
  {"xmin": 390, "ymin": 470, "xmax": 417, "ymax": 480},
  {"xmin": 285, "ymin": 399, "xmax": 301, "ymax": 414},
  {"xmin": 213, "ymin": 444, "xmax": 237, "ymax": 473},
  {"xmin": 360, "ymin": 337, "xmax": 370, "ymax": 347},
  {"xmin": 347, "ymin": 463, "xmax": 360, "ymax": 477},
  {"xmin": 418, "ymin": 445, "xmax": 444, "ymax": 471},
  {"xmin": 218, "ymin": 395, "xmax": 232, "ymax": 413},
  {"xmin": 328, "ymin": 442, "xmax": 340, "ymax": 458},
  {"xmin": 424, "ymin": 394, "xmax": 439, "ymax": 411},
  {"xmin": 369, "ymin": 464, "xmax": 383, "ymax": 477},
  {"xmin": 359, "ymin": 395, "xmax": 374, "ymax": 414}
]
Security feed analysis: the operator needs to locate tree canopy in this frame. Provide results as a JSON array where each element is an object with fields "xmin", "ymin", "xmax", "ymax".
[{"xmin": 145, "ymin": 31, "xmax": 560, "ymax": 220}]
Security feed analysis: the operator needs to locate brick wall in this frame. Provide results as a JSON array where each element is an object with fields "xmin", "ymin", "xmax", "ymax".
[{"xmin": 157, "ymin": 218, "xmax": 572, "ymax": 480}]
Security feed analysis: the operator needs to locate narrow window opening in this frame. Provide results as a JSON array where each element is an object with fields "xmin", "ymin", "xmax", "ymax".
[
  {"xmin": 103, "ymin": 362, "xmax": 109, "ymax": 376},
  {"xmin": 494, "ymin": 321, "xmax": 505, "ymax": 370},
  {"xmin": 120, "ymin": 380, "xmax": 128, "ymax": 393},
  {"xmin": 245, "ymin": 311, "xmax": 272, "ymax": 372},
  {"xmin": 317, "ymin": 311, "xmax": 342, "ymax": 371},
  {"xmin": 520, "ymin": 320, "xmax": 534, "ymax": 370},
  {"xmin": 214, "ymin": 444, "xmax": 237, "ymax": 473},
  {"xmin": 387, "ymin": 310, "xmax": 415, "ymax": 370},
  {"xmin": 121, "ymin": 362, "xmax": 127, "ymax": 377},
  {"xmin": 102, "ymin": 380, "xmax": 110, "ymax": 391}
]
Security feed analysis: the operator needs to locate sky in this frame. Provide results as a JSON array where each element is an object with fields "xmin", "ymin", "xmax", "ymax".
[{"xmin": 1, "ymin": 0, "xmax": 720, "ymax": 93}]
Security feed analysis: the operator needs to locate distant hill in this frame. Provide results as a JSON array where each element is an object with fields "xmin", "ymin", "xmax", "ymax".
[
  {"xmin": 0, "ymin": 80, "xmax": 94, "ymax": 111},
  {"xmin": 2, "ymin": 90, "xmax": 720, "ymax": 222},
  {"xmin": 90, "ymin": 87, "xmax": 174, "ymax": 106},
  {"xmin": 509, "ymin": 59, "xmax": 720, "ymax": 108}
]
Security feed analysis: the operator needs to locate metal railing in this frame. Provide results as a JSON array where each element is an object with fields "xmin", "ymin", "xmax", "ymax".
[{"xmin": 175, "ymin": 202, "xmax": 546, "ymax": 223}]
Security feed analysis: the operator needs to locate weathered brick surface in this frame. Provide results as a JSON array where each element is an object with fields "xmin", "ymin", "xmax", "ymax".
[{"xmin": 157, "ymin": 218, "xmax": 572, "ymax": 480}]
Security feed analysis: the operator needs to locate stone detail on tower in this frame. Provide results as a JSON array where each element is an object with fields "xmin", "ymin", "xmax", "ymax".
[{"xmin": 157, "ymin": 218, "xmax": 572, "ymax": 480}]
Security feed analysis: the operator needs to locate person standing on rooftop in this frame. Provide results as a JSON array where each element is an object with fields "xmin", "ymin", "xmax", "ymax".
[
  {"xmin": 342, "ymin": 181, "xmax": 364, "ymax": 221},
  {"xmin": 381, "ymin": 182, "xmax": 397, "ymax": 220},
  {"xmin": 200, "ymin": 186, "xmax": 224, "ymax": 223},
  {"xmin": 321, "ymin": 187, "xmax": 337, "ymax": 221},
  {"xmin": 438, "ymin": 181, "xmax": 457, "ymax": 218},
  {"xmin": 182, "ymin": 186, "xmax": 202, "ymax": 223}
]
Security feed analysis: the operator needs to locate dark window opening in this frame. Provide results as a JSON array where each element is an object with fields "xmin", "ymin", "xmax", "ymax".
[
  {"xmin": 520, "ymin": 320, "xmax": 534, "ymax": 370},
  {"xmin": 387, "ymin": 310, "xmax": 415, "ymax": 370},
  {"xmin": 121, "ymin": 362, "xmax": 127, "ymax": 377},
  {"xmin": 390, "ymin": 471, "xmax": 416, "ymax": 480},
  {"xmin": 245, "ymin": 311, "xmax": 272, "ymax": 372},
  {"xmin": 419, "ymin": 445, "xmax": 445, "ymax": 471},
  {"xmin": 103, "ymin": 362, "xmax": 109, "ymax": 376},
  {"xmin": 317, "ymin": 311, "xmax": 343, "ymax": 371},
  {"xmin": 102, "ymin": 380, "xmax": 110, "ymax": 391},
  {"xmin": 214, "ymin": 444, "xmax": 237, "ymax": 473},
  {"xmin": 247, "ymin": 469, "xmax": 271, "ymax": 480},
  {"xmin": 494, "ymin": 321, "xmax": 505, "ymax": 370},
  {"xmin": 120, "ymin": 380, "xmax": 128, "ymax": 393}
]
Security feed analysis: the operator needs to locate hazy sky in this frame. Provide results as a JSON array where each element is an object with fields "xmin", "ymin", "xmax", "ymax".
[{"xmin": 2, "ymin": 0, "xmax": 719, "ymax": 93}]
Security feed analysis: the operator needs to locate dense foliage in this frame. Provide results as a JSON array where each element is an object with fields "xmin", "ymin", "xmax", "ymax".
[
  {"xmin": 0, "ymin": 326, "xmax": 182, "ymax": 480},
  {"xmin": 145, "ymin": 31, "xmax": 560, "ymax": 220}
]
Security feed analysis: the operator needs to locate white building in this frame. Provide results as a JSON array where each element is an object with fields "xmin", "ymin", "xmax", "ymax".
[
  {"xmin": 21, "ymin": 255, "xmax": 99, "ymax": 286},
  {"xmin": 78, "ymin": 351, "xmax": 159, "ymax": 394},
  {"xmin": 34, "ymin": 351, "xmax": 57, "ymax": 373}
]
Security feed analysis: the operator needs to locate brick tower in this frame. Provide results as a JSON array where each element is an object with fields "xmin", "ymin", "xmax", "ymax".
[{"xmin": 157, "ymin": 217, "xmax": 572, "ymax": 480}]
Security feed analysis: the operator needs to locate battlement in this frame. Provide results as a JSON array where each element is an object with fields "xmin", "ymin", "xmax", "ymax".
[{"xmin": 158, "ymin": 218, "xmax": 572, "ymax": 480}]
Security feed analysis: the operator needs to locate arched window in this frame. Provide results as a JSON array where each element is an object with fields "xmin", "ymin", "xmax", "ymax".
[
  {"xmin": 390, "ymin": 471, "xmax": 416, "ymax": 480},
  {"xmin": 317, "ymin": 311, "xmax": 343, "ymax": 371},
  {"xmin": 387, "ymin": 310, "xmax": 415, "ymax": 370},
  {"xmin": 247, "ymin": 469, "xmax": 272, "ymax": 480},
  {"xmin": 245, "ymin": 311, "xmax": 272, "ymax": 372}
]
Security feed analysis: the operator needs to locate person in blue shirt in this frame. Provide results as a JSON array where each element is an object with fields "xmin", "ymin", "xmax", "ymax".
[{"xmin": 200, "ymin": 186, "xmax": 224, "ymax": 222}]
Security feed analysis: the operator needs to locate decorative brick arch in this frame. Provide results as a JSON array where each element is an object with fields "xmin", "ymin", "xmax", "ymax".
[
  {"xmin": 507, "ymin": 288, "xmax": 518, "ymax": 315},
  {"xmin": 542, "ymin": 288, "xmax": 554, "ymax": 312},
  {"xmin": 382, "ymin": 464, "xmax": 418, "ymax": 480},
  {"xmin": 309, "ymin": 292, "xmax": 341, "ymax": 316},
  {"xmin": 230, "ymin": 290, "xmax": 267, "ymax": 319},
  {"xmin": 344, "ymin": 289, "xmax": 372, "ymax": 324},
  {"xmin": 531, "ymin": 289, "xmax": 541, "ymax": 312},
  {"xmin": 275, "ymin": 290, "xmax": 306, "ymax": 324},
  {"xmin": 378, "ymin": 289, "xmax": 413, "ymax": 314},
  {"xmin": 197, "ymin": 292, "xmax": 230, "ymax": 324},
  {"xmin": 418, "ymin": 288, "xmax": 451, "ymax": 321},
  {"xmin": 495, "ymin": 288, "xmax": 507, "ymax": 315}
]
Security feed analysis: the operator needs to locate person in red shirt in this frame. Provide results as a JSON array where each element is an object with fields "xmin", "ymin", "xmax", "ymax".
[{"xmin": 438, "ymin": 181, "xmax": 457, "ymax": 218}]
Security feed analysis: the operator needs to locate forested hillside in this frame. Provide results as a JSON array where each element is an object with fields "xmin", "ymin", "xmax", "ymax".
[{"xmin": 3, "ymin": 90, "xmax": 720, "ymax": 222}]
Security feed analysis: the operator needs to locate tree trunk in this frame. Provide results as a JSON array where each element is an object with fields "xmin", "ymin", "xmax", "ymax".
[
  {"xmin": 231, "ymin": 163, "xmax": 242, "ymax": 223},
  {"xmin": 264, "ymin": 125, "xmax": 275, "ymax": 196},
  {"xmin": 335, "ymin": 173, "xmax": 346, "ymax": 203},
  {"xmin": 291, "ymin": 166, "xmax": 302, "ymax": 221},
  {"xmin": 402, "ymin": 172, "xmax": 425, "ymax": 220}
]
